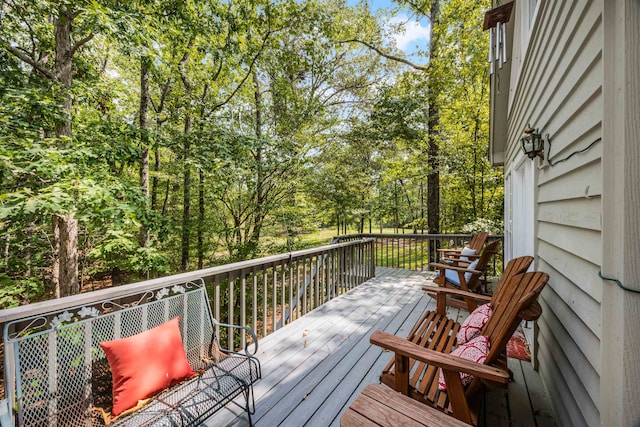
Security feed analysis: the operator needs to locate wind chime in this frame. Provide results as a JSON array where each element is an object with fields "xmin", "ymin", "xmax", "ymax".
[{"xmin": 483, "ymin": 1, "xmax": 514, "ymax": 75}]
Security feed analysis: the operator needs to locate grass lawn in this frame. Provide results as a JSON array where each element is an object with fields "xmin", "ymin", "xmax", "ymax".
[{"xmin": 261, "ymin": 227, "xmax": 418, "ymax": 253}]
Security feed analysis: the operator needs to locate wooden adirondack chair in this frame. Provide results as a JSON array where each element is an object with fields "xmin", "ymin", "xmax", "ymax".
[
  {"xmin": 437, "ymin": 231, "xmax": 489, "ymax": 261},
  {"xmin": 383, "ymin": 256, "xmax": 532, "ymax": 387},
  {"xmin": 370, "ymin": 268, "xmax": 547, "ymax": 426},
  {"xmin": 429, "ymin": 240, "xmax": 502, "ymax": 311}
]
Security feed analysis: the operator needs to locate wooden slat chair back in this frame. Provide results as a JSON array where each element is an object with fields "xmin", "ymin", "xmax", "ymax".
[
  {"xmin": 433, "ymin": 254, "xmax": 534, "ymax": 318},
  {"xmin": 375, "ymin": 263, "xmax": 546, "ymax": 426},
  {"xmin": 467, "ymin": 231, "xmax": 489, "ymax": 252},
  {"xmin": 380, "ymin": 257, "xmax": 533, "ymax": 407},
  {"xmin": 489, "ymin": 255, "xmax": 535, "ymax": 308},
  {"xmin": 438, "ymin": 232, "xmax": 489, "ymax": 260},
  {"xmin": 431, "ymin": 239, "xmax": 502, "ymax": 311},
  {"xmin": 482, "ymin": 270, "xmax": 546, "ymax": 366},
  {"xmin": 458, "ymin": 271, "xmax": 549, "ymax": 422}
]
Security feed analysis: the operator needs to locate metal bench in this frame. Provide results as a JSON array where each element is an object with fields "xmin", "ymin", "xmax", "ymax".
[{"xmin": 1, "ymin": 279, "xmax": 261, "ymax": 427}]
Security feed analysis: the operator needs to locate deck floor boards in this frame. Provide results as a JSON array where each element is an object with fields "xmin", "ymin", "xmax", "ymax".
[{"xmin": 204, "ymin": 267, "xmax": 555, "ymax": 427}]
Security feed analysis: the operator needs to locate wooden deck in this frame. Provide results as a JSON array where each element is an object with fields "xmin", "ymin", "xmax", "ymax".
[{"xmin": 205, "ymin": 267, "xmax": 556, "ymax": 427}]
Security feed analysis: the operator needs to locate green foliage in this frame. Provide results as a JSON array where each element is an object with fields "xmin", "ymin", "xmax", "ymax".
[
  {"xmin": 462, "ymin": 218, "xmax": 502, "ymax": 234},
  {"xmin": 87, "ymin": 229, "xmax": 168, "ymax": 276},
  {"xmin": 0, "ymin": 274, "xmax": 44, "ymax": 309},
  {"xmin": 0, "ymin": 0, "xmax": 505, "ymax": 305}
]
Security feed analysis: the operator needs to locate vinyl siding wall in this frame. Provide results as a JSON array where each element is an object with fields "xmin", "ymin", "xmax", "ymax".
[{"xmin": 503, "ymin": 1, "xmax": 603, "ymax": 426}]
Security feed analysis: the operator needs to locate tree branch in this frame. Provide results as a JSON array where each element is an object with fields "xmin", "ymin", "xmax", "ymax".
[
  {"xmin": 339, "ymin": 39, "xmax": 428, "ymax": 71},
  {"xmin": 4, "ymin": 45, "xmax": 57, "ymax": 80},
  {"xmin": 405, "ymin": 0, "xmax": 430, "ymax": 18},
  {"xmin": 178, "ymin": 39, "xmax": 195, "ymax": 93},
  {"xmin": 70, "ymin": 32, "xmax": 94, "ymax": 56},
  {"xmin": 210, "ymin": 29, "xmax": 273, "ymax": 111}
]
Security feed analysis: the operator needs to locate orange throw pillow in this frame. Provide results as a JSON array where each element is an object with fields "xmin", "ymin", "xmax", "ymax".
[{"xmin": 100, "ymin": 317, "xmax": 195, "ymax": 416}]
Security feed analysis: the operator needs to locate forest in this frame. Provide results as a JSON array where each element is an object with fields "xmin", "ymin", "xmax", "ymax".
[{"xmin": 0, "ymin": 0, "xmax": 502, "ymax": 308}]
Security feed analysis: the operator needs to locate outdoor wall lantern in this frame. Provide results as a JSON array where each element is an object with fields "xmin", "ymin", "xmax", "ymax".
[{"xmin": 521, "ymin": 125, "xmax": 548, "ymax": 160}]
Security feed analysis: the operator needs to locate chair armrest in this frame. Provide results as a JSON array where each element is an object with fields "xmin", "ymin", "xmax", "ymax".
[
  {"xmin": 0, "ymin": 399, "xmax": 12, "ymax": 427},
  {"xmin": 438, "ymin": 248, "xmax": 462, "ymax": 253},
  {"xmin": 440, "ymin": 258, "xmax": 470, "ymax": 268},
  {"xmin": 422, "ymin": 286, "xmax": 492, "ymax": 303},
  {"xmin": 370, "ymin": 331, "xmax": 509, "ymax": 384},
  {"xmin": 444, "ymin": 254, "xmax": 480, "ymax": 263},
  {"xmin": 430, "ymin": 261, "xmax": 460, "ymax": 271},
  {"xmin": 423, "ymin": 285, "xmax": 491, "ymax": 314},
  {"xmin": 215, "ymin": 322, "xmax": 259, "ymax": 356},
  {"xmin": 519, "ymin": 301, "xmax": 542, "ymax": 321},
  {"xmin": 430, "ymin": 262, "xmax": 482, "ymax": 275}
]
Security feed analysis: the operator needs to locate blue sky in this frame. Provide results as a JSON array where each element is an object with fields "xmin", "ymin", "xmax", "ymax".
[{"xmin": 348, "ymin": 0, "xmax": 431, "ymax": 61}]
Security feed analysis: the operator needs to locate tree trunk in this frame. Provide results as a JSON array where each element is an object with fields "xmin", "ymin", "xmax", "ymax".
[
  {"xmin": 161, "ymin": 179, "xmax": 170, "ymax": 217},
  {"xmin": 360, "ymin": 195, "xmax": 365, "ymax": 233},
  {"xmin": 426, "ymin": 0, "xmax": 441, "ymax": 265},
  {"xmin": 179, "ymin": 41, "xmax": 194, "ymax": 272},
  {"xmin": 7, "ymin": 5, "xmax": 90, "ymax": 297},
  {"xmin": 151, "ymin": 149, "xmax": 161, "ymax": 209},
  {"xmin": 54, "ymin": 6, "xmax": 73, "ymax": 139},
  {"xmin": 51, "ymin": 5, "xmax": 79, "ymax": 296},
  {"xmin": 197, "ymin": 169, "xmax": 205, "ymax": 269},
  {"xmin": 52, "ymin": 218, "xmax": 60, "ymax": 298},
  {"xmin": 427, "ymin": 0, "xmax": 441, "ymax": 235},
  {"xmin": 53, "ymin": 214, "xmax": 78, "ymax": 297},
  {"xmin": 249, "ymin": 71, "xmax": 265, "ymax": 253},
  {"xmin": 181, "ymin": 116, "xmax": 192, "ymax": 271},
  {"xmin": 394, "ymin": 182, "xmax": 399, "ymax": 233},
  {"xmin": 420, "ymin": 182, "xmax": 425, "ymax": 234},
  {"xmin": 151, "ymin": 80, "xmax": 171, "ymax": 210},
  {"xmin": 195, "ymin": 84, "xmax": 209, "ymax": 270},
  {"xmin": 139, "ymin": 56, "xmax": 151, "ymax": 249},
  {"xmin": 3, "ymin": 234, "xmax": 9, "ymax": 269},
  {"xmin": 472, "ymin": 118, "xmax": 478, "ymax": 217}
]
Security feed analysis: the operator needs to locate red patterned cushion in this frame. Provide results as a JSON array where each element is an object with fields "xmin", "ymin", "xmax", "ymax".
[
  {"xmin": 456, "ymin": 303, "xmax": 492, "ymax": 344},
  {"xmin": 100, "ymin": 317, "xmax": 195, "ymax": 416},
  {"xmin": 438, "ymin": 335, "xmax": 490, "ymax": 391}
]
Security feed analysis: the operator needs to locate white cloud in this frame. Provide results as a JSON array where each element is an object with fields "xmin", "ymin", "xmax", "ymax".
[{"xmin": 387, "ymin": 16, "xmax": 430, "ymax": 51}]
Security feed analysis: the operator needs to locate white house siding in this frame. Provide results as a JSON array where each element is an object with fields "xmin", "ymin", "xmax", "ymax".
[{"xmin": 502, "ymin": 1, "xmax": 603, "ymax": 426}]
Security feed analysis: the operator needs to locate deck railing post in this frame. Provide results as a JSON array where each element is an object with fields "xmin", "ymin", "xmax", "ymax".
[
  {"xmin": 272, "ymin": 264, "xmax": 277, "ymax": 334},
  {"xmin": 370, "ymin": 239, "xmax": 376, "ymax": 278},
  {"xmin": 280, "ymin": 260, "xmax": 286, "ymax": 327},
  {"xmin": 214, "ymin": 275, "xmax": 221, "ymax": 345},
  {"xmin": 303, "ymin": 257, "xmax": 308, "ymax": 315},
  {"xmin": 252, "ymin": 267, "xmax": 258, "ymax": 334},
  {"xmin": 240, "ymin": 270, "xmax": 246, "ymax": 349},
  {"xmin": 228, "ymin": 273, "xmax": 235, "ymax": 351},
  {"xmin": 262, "ymin": 269, "xmax": 268, "ymax": 338},
  {"xmin": 314, "ymin": 256, "xmax": 320, "ymax": 308}
]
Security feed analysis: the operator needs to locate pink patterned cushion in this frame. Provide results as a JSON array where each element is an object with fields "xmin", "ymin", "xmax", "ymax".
[
  {"xmin": 456, "ymin": 303, "xmax": 492, "ymax": 344},
  {"xmin": 438, "ymin": 335, "xmax": 490, "ymax": 391}
]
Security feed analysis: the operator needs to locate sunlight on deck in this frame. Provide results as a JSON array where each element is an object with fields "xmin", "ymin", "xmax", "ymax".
[{"xmin": 205, "ymin": 267, "xmax": 555, "ymax": 427}]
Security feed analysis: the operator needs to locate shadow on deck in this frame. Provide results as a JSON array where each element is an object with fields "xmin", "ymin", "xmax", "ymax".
[{"xmin": 205, "ymin": 267, "xmax": 556, "ymax": 427}]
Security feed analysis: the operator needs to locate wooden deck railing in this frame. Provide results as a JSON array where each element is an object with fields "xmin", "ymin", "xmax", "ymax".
[
  {"xmin": 333, "ymin": 233, "xmax": 503, "ymax": 275},
  {"xmin": 0, "ymin": 238, "xmax": 375, "ymax": 354},
  {"xmin": 209, "ymin": 238, "xmax": 375, "ymax": 349},
  {"xmin": 0, "ymin": 232, "xmax": 501, "ymax": 379}
]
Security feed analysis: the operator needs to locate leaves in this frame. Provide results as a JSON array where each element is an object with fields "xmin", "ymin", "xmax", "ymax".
[{"xmin": 0, "ymin": 0, "xmax": 503, "ymax": 304}]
